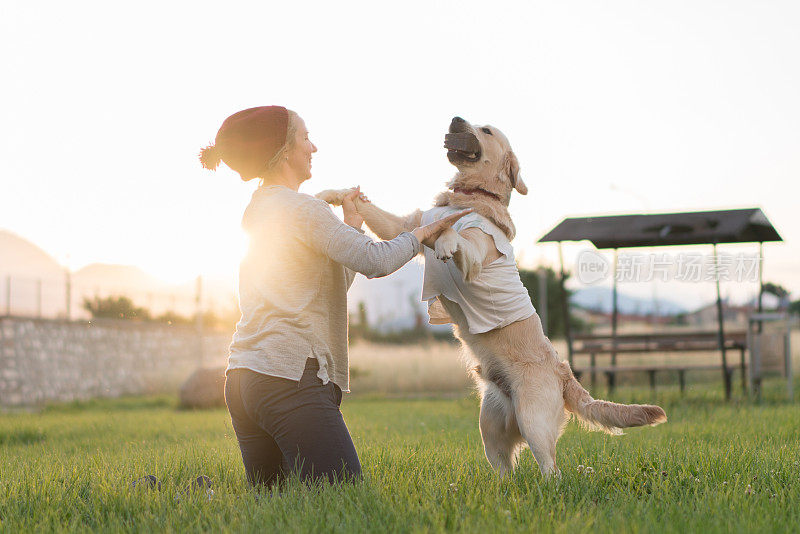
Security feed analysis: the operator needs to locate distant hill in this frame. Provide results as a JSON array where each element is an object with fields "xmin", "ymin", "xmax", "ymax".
[
  {"xmin": 72, "ymin": 263, "xmax": 170, "ymax": 294},
  {"xmin": 0, "ymin": 230, "xmax": 234, "ymax": 318},
  {"xmin": 0, "ymin": 230, "xmax": 64, "ymax": 279},
  {"xmin": 0, "ymin": 230, "xmax": 69, "ymax": 316},
  {"xmin": 570, "ymin": 286, "xmax": 688, "ymax": 316}
]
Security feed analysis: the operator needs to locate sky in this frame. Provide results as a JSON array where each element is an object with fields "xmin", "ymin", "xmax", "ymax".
[{"xmin": 2, "ymin": 0, "xmax": 798, "ymax": 309}]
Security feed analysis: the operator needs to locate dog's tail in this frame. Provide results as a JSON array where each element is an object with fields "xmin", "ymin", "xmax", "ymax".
[{"xmin": 558, "ymin": 361, "xmax": 666, "ymax": 435}]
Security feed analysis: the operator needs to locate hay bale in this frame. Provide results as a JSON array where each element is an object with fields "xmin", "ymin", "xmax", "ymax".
[{"xmin": 179, "ymin": 366, "xmax": 226, "ymax": 409}]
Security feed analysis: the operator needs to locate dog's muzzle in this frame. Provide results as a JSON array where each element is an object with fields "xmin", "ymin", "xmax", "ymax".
[
  {"xmin": 445, "ymin": 117, "xmax": 481, "ymax": 162},
  {"xmin": 444, "ymin": 132, "xmax": 481, "ymax": 156}
]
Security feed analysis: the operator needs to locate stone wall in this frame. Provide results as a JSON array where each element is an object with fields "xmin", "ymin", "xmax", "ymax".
[{"xmin": 0, "ymin": 316, "xmax": 231, "ymax": 408}]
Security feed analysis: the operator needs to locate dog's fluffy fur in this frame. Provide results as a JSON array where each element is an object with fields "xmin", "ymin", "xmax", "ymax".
[{"xmin": 316, "ymin": 118, "xmax": 666, "ymax": 477}]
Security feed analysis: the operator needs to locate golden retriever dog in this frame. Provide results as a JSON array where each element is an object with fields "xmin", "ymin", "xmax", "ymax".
[{"xmin": 317, "ymin": 117, "xmax": 666, "ymax": 477}]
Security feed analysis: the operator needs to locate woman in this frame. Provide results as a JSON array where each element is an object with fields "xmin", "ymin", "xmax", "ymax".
[{"xmin": 200, "ymin": 106, "xmax": 468, "ymax": 487}]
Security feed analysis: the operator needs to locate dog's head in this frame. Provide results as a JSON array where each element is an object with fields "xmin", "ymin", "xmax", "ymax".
[{"xmin": 443, "ymin": 116, "xmax": 527, "ymax": 203}]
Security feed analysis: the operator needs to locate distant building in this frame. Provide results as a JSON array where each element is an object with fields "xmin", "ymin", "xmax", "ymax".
[
  {"xmin": 684, "ymin": 301, "xmax": 751, "ymax": 329},
  {"xmin": 684, "ymin": 293, "xmax": 784, "ymax": 329},
  {"xmin": 572, "ymin": 306, "xmax": 674, "ymax": 334}
]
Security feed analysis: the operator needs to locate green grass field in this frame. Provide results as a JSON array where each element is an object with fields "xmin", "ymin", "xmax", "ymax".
[{"xmin": 1, "ymin": 385, "xmax": 798, "ymax": 533}]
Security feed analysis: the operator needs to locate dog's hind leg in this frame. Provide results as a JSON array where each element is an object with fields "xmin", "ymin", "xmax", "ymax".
[
  {"xmin": 479, "ymin": 384, "xmax": 522, "ymax": 476},
  {"xmin": 513, "ymin": 371, "xmax": 565, "ymax": 478}
]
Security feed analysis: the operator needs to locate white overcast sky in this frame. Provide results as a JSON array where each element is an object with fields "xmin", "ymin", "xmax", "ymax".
[{"xmin": 2, "ymin": 0, "xmax": 798, "ymax": 306}]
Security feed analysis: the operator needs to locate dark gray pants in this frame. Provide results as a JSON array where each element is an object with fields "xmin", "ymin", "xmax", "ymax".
[{"xmin": 224, "ymin": 359, "xmax": 362, "ymax": 487}]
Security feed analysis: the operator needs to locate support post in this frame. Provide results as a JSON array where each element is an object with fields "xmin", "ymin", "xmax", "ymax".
[
  {"xmin": 747, "ymin": 317, "xmax": 761, "ymax": 400},
  {"xmin": 757, "ymin": 242, "xmax": 764, "ymax": 334},
  {"xmin": 713, "ymin": 244, "xmax": 731, "ymax": 400},
  {"xmin": 610, "ymin": 248, "xmax": 619, "ymax": 390},
  {"xmin": 195, "ymin": 276, "xmax": 203, "ymax": 327},
  {"xmin": 757, "ymin": 242, "xmax": 764, "ymax": 313},
  {"xmin": 4, "ymin": 276, "xmax": 10, "ymax": 316},
  {"xmin": 740, "ymin": 347, "xmax": 747, "ymax": 393},
  {"xmin": 749, "ymin": 242, "xmax": 764, "ymax": 396},
  {"xmin": 557, "ymin": 243, "xmax": 573, "ymax": 367},
  {"xmin": 195, "ymin": 275, "xmax": 204, "ymax": 366},
  {"xmin": 36, "ymin": 279, "xmax": 42, "ymax": 318},
  {"xmin": 538, "ymin": 266, "xmax": 548, "ymax": 337},
  {"xmin": 65, "ymin": 269, "xmax": 72, "ymax": 320},
  {"xmin": 785, "ymin": 320, "xmax": 793, "ymax": 401}
]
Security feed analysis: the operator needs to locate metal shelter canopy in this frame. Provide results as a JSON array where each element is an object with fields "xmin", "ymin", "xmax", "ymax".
[
  {"xmin": 537, "ymin": 207, "xmax": 782, "ymax": 400},
  {"xmin": 539, "ymin": 208, "xmax": 782, "ymax": 249}
]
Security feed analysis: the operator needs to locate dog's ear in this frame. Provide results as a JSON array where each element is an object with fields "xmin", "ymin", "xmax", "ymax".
[{"xmin": 505, "ymin": 151, "xmax": 527, "ymax": 195}]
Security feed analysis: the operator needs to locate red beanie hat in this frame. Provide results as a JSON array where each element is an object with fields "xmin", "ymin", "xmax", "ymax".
[{"xmin": 199, "ymin": 106, "xmax": 290, "ymax": 181}]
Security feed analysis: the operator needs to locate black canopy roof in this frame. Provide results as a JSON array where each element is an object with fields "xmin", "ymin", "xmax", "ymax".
[{"xmin": 538, "ymin": 208, "xmax": 782, "ymax": 249}]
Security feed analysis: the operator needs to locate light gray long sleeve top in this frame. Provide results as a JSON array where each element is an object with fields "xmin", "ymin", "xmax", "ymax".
[{"xmin": 227, "ymin": 185, "xmax": 421, "ymax": 392}]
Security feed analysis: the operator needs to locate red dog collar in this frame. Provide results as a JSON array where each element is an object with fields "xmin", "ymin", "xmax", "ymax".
[{"xmin": 452, "ymin": 187, "xmax": 502, "ymax": 202}]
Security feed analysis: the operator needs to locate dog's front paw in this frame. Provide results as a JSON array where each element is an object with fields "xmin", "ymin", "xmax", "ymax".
[
  {"xmin": 434, "ymin": 231, "xmax": 459, "ymax": 261},
  {"xmin": 454, "ymin": 248, "xmax": 483, "ymax": 282},
  {"xmin": 315, "ymin": 188, "xmax": 356, "ymax": 206}
]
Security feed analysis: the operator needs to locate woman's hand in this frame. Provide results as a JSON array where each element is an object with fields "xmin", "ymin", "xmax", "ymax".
[
  {"xmin": 342, "ymin": 187, "xmax": 364, "ymax": 230},
  {"xmin": 411, "ymin": 209, "xmax": 473, "ymax": 249}
]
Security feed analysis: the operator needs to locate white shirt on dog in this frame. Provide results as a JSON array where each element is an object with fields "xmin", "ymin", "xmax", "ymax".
[{"xmin": 420, "ymin": 206, "xmax": 536, "ymax": 334}]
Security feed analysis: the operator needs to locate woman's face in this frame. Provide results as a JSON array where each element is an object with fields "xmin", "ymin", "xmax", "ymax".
[{"xmin": 286, "ymin": 117, "xmax": 317, "ymax": 182}]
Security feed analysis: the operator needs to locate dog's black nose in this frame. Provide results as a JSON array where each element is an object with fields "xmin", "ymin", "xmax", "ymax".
[{"xmin": 451, "ymin": 116, "xmax": 465, "ymax": 124}]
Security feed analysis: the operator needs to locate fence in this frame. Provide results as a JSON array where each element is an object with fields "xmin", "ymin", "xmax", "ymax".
[{"xmin": 0, "ymin": 273, "xmax": 236, "ymax": 326}]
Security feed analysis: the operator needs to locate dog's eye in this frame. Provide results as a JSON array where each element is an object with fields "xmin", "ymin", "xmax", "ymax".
[{"xmin": 481, "ymin": 127, "xmax": 492, "ymax": 135}]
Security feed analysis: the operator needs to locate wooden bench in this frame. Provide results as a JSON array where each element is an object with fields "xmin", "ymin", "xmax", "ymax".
[{"xmin": 571, "ymin": 331, "xmax": 747, "ymax": 395}]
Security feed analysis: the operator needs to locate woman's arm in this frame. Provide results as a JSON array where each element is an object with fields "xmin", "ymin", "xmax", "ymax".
[
  {"xmin": 302, "ymin": 195, "xmax": 418, "ymax": 278},
  {"xmin": 326, "ymin": 227, "xmax": 420, "ymax": 279},
  {"xmin": 317, "ymin": 187, "xmax": 421, "ymax": 240},
  {"xmin": 303, "ymin": 196, "xmax": 470, "ymax": 279},
  {"xmin": 339, "ymin": 188, "xmax": 472, "ymax": 253}
]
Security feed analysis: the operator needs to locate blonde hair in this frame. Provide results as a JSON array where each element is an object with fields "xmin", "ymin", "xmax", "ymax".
[{"xmin": 259, "ymin": 110, "xmax": 300, "ymax": 183}]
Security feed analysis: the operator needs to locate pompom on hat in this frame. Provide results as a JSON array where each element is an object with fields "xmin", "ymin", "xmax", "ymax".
[{"xmin": 199, "ymin": 106, "xmax": 289, "ymax": 181}]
